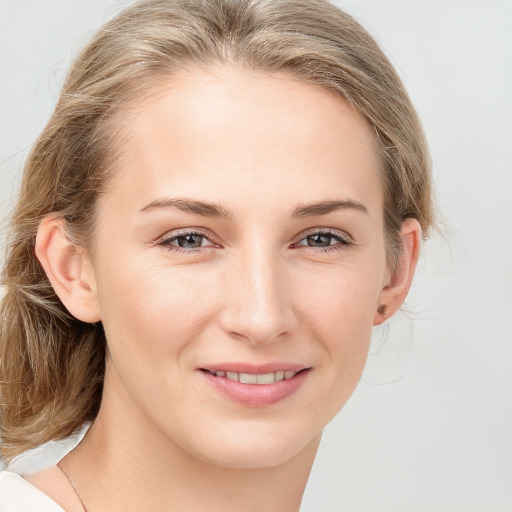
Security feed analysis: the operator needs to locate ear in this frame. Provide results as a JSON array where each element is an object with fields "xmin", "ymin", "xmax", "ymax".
[
  {"xmin": 35, "ymin": 215, "xmax": 101, "ymax": 323},
  {"xmin": 373, "ymin": 218, "xmax": 422, "ymax": 326}
]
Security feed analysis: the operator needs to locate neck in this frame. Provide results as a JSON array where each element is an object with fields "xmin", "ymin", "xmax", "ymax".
[{"xmin": 63, "ymin": 366, "xmax": 321, "ymax": 512}]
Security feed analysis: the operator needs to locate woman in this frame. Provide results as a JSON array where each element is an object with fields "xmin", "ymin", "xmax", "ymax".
[{"xmin": 0, "ymin": 0, "xmax": 433, "ymax": 510}]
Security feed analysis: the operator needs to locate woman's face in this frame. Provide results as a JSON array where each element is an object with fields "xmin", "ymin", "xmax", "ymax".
[{"xmin": 89, "ymin": 66, "xmax": 391, "ymax": 468}]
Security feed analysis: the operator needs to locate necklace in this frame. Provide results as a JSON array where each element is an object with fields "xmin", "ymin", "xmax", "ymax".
[{"xmin": 57, "ymin": 461, "xmax": 90, "ymax": 512}]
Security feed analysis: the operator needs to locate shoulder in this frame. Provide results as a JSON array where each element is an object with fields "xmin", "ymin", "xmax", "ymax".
[{"xmin": 0, "ymin": 471, "xmax": 64, "ymax": 512}]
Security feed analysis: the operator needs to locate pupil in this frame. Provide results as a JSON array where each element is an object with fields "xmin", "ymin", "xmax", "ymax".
[
  {"xmin": 178, "ymin": 234, "xmax": 202, "ymax": 248},
  {"xmin": 307, "ymin": 234, "xmax": 331, "ymax": 247}
]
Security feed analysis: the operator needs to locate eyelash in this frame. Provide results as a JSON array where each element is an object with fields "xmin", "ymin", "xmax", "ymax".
[{"xmin": 156, "ymin": 228, "xmax": 353, "ymax": 254}]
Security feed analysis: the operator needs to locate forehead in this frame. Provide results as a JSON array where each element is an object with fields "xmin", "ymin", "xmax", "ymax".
[{"xmin": 101, "ymin": 66, "xmax": 383, "ymax": 221}]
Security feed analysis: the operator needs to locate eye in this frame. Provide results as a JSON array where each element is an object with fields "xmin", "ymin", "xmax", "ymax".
[
  {"xmin": 157, "ymin": 229, "xmax": 216, "ymax": 253},
  {"xmin": 293, "ymin": 229, "xmax": 352, "ymax": 252}
]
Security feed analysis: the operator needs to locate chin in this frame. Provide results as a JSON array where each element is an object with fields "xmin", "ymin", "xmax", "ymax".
[{"xmin": 181, "ymin": 420, "xmax": 322, "ymax": 470}]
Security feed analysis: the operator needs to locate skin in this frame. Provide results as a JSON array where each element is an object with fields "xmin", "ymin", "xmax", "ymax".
[{"xmin": 31, "ymin": 66, "xmax": 421, "ymax": 512}]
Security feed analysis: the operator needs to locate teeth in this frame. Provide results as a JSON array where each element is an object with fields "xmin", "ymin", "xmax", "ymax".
[
  {"xmin": 239, "ymin": 373, "xmax": 258, "ymax": 384},
  {"xmin": 210, "ymin": 370, "xmax": 299, "ymax": 384},
  {"xmin": 257, "ymin": 372, "xmax": 275, "ymax": 384}
]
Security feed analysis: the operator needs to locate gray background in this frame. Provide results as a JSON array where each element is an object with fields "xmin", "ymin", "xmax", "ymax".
[{"xmin": 1, "ymin": 1, "xmax": 511, "ymax": 511}]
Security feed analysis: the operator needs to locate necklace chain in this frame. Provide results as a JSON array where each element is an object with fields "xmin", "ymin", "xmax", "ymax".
[{"xmin": 57, "ymin": 461, "xmax": 90, "ymax": 512}]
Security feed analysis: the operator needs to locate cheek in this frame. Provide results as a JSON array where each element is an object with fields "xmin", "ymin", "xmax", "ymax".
[
  {"xmin": 94, "ymin": 261, "xmax": 225, "ymax": 431},
  {"xmin": 294, "ymin": 262, "xmax": 379, "ymax": 411},
  {"xmin": 295, "ymin": 259, "xmax": 381, "ymax": 341},
  {"xmin": 95, "ymin": 256, "xmax": 218, "ymax": 373}
]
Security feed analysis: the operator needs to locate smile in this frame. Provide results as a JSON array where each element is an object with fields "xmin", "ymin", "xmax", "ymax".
[
  {"xmin": 203, "ymin": 369, "xmax": 299, "ymax": 384},
  {"xmin": 199, "ymin": 364, "xmax": 312, "ymax": 407}
]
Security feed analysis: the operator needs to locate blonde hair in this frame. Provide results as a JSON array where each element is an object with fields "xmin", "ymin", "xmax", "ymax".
[{"xmin": 0, "ymin": 0, "xmax": 433, "ymax": 462}]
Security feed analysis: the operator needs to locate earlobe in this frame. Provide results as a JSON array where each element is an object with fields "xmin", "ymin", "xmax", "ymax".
[
  {"xmin": 35, "ymin": 216, "xmax": 101, "ymax": 323},
  {"xmin": 373, "ymin": 218, "xmax": 422, "ymax": 326}
]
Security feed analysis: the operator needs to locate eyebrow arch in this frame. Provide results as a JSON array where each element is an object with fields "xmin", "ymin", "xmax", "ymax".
[
  {"xmin": 139, "ymin": 197, "xmax": 368, "ymax": 219},
  {"xmin": 139, "ymin": 198, "xmax": 234, "ymax": 220},
  {"xmin": 291, "ymin": 199, "xmax": 368, "ymax": 218}
]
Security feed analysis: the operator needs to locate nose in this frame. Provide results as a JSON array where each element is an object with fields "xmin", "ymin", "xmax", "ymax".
[{"xmin": 218, "ymin": 245, "xmax": 298, "ymax": 346}]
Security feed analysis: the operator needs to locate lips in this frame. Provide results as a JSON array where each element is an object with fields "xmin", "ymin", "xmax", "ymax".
[
  {"xmin": 199, "ymin": 363, "xmax": 311, "ymax": 407},
  {"xmin": 203, "ymin": 369, "xmax": 299, "ymax": 384}
]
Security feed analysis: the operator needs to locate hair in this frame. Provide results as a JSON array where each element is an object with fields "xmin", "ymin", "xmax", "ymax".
[{"xmin": 0, "ymin": 0, "xmax": 433, "ymax": 462}]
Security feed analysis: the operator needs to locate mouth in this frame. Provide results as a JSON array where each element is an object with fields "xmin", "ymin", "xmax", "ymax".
[
  {"xmin": 198, "ymin": 364, "xmax": 312, "ymax": 407},
  {"xmin": 200, "ymin": 368, "xmax": 306, "ymax": 384}
]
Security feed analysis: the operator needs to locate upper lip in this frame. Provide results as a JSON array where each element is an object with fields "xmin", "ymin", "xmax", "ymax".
[{"xmin": 199, "ymin": 362, "xmax": 310, "ymax": 374}]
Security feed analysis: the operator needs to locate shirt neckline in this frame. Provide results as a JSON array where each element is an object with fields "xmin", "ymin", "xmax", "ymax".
[{"xmin": 0, "ymin": 470, "xmax": 65, "ymax": 511}]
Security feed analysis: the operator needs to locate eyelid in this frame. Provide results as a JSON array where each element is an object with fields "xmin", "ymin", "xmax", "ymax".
[
  {"xmin": 156, "ymin": 227, "xmax": 219, "ymax": 250},
  {"xmin": 293, "ymin": 227, "xmax": 353, "ymax": 244},
  {"xmin": 155, "ymin": 226, "xmax": 353, "ymax": 254},
  {"xmin": 157, "ymin": 227, "xmax": 211, "ymax": 240}
]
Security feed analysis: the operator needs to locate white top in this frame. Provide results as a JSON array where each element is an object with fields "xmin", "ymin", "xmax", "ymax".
[{"xmin": 0, "ymin": 471, "xmax": 64, "ymax": 512}]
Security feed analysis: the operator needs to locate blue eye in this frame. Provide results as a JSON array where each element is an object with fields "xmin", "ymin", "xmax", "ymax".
[
  {"xmin": 157, "ymin": 230, "xmax": 214, "ymax": 253},
  {"xmin": 294, "ymin": 230, "xmax": 352, "ymax": 252},
  {"xmin": 173, "ymin": 233, "xmax": 207, "ymax": 248},
  {"xmin": 157, "ymin": 228, "xmax": 352, "ymax": 255}
]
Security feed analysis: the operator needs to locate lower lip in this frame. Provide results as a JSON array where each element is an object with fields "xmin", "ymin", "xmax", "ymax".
[{"xmin": 200, "ymin": 369, "xmax": 311, "ymax": 408}]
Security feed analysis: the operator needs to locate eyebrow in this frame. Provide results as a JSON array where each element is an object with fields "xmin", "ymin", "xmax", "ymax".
[
  {"xmin": 291, "ymin": 199, "xmax": 368, "ymax": 218},
  {"xmin": 139, "ymin": 198, "xmax": 234, "ymax": 219},
  {"xmin": 139, "ymin": 197, "xmax": 368, "ymax": 219}
]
